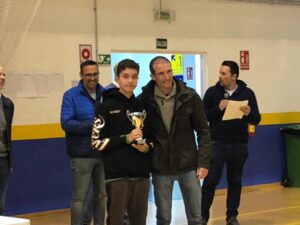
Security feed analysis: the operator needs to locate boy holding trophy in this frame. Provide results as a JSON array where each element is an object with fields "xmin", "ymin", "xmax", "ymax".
[{"xmin": 91, "ymin": 59, "xmax": 151, "ymax": 225}]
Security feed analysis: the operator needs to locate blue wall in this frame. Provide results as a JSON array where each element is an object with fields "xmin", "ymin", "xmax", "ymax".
[
  {"xmin": 5, "ymin": 124, "xmax": 288, "ymax": 215},
  {"xmin": 6, "ymin": 139, "xmax": 72, "ymax": 215}
]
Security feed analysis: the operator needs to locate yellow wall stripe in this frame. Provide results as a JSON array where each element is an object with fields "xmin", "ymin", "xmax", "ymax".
[
  {"xmin": 11, "ymin": 112, "xmax": 300, "ymax": 141},
  {"xmin": 12, "ymin": 123, "xmax": 65, "ymax": 141},
  {"xmin": 261, "ymin": 112, "xmax": 300, "ymax": 125}
]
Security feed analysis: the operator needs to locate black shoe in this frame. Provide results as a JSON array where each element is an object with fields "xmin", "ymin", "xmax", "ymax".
[
  {"xmin": 201, "ymin": 217, "xmax": 208, "ymax": 225},
  {"xmin": 226, "ymin": 217, "xmax": 240, "ymax": 225}
]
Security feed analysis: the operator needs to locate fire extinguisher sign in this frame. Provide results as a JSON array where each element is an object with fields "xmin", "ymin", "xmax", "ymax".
[
  {"xmin": 79, "ymin": 44, "xmax": 92, "ymax": 63},
  {"xmin": 240, "ymin": 50, "xmax": 249, "ymax": 70}
]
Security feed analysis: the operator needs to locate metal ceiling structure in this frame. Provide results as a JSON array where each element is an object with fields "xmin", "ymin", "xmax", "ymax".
[{"xmin": 224, "ymin": 0, "xmax": 300, "ymax": 5}]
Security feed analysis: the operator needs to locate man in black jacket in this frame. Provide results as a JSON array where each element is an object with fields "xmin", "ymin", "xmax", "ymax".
[
  {"xmin": 201, "ymin": 61, "xmax": 261, "ymax": 225},
  {"xmin": 0, "ymin": 65, "xmax": 14, "ymax": 215},
  {"xmin": 139, "ymin": 56, "xmax": 211, "ymax": 225}
]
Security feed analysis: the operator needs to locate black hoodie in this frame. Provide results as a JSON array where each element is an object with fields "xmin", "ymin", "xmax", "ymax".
[{"xmin": 94, "ymin": 89, "xmax": 151, "ymax": 180}]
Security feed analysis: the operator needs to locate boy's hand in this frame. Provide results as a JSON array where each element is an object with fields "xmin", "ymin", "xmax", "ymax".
[
  {"xmin": 131, "ymin": 143, "xmax": 149, "ymax": 153},
  {"xmin": 127, "ymin": 128, "xmax": 143, "ymax": 143}
]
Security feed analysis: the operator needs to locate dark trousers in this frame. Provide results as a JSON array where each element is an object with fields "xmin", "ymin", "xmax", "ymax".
[
  {"xmin": 0, "ymin": 156, "xmax": 9, "ymax": 215},
  {"xmin": 201, "ymin": 141, "xmax": 248, "ymax": 221},
  {"xmin": 106, "ymin": 179, "xmax": 150, "ymax": 225}
]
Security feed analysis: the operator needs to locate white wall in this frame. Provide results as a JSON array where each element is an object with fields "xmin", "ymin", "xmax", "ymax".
[{"xmin": 4, "ymin": 0, "xmax": 300, "ymax": 125}]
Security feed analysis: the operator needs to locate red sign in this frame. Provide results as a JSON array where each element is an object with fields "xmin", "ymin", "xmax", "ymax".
[
  {"xmin": 187, "ymin": 67, "xmax": 193, "ymax": 80},
  {"xmin": 240, "ymin": 50, "xmax": 249, "ymax": 70},
  {"xmin": 79, "ymin": 45, "xmax": 92, "ymax": 63}
]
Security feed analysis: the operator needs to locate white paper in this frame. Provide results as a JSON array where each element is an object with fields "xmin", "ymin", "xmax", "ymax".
[
  {"xmin": 222, "ymin": 100, "xmax": 249, "ymax": 120},
  {"xmin": 0, "ymin": 215, "xmax": 30, "ymax": 225}
]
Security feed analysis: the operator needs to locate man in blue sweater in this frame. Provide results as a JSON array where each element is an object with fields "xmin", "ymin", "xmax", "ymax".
[
  {"xmin": 61, "ymin": 60, "xmax": 106, "ymax": 225},
  {"xmin": 201, "ymin": 60, "xmax": 261, "ymax": 225}
]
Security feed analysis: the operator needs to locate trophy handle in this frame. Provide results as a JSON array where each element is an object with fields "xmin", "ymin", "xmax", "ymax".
[
  {"xmin": 142, "ymin": 110, "xmax": 147, "ymax": 121},
  {"xmin": 126, "ymin": 110, "xmax": 132, "ymax": 124}
]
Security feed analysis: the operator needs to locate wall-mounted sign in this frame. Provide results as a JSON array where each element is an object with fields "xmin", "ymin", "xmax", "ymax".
[
  {"xmin": 170, "ymin": 54, "xmax": 183, "ymax": 75},
  {"xmin": 79, "ymin": 45, "xmax": 92, "ymax": 63},
  {"xmin": 156, "ymin": 38, "xmax": 167, "ymax": 49},
  {"xmin": 98, "ymin": 54, "xmax": 111, "ymax": 65},
  {"xmin": 187, "ymin": 67, "xmax": 193, "ymax": 80},
  {"xmin": 240, "ymin": 50, "xmax": 249, "ymax": 70}
]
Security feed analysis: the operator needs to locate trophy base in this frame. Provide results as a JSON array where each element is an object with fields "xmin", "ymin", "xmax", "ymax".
[{"xmin": 136, "ymin": 138, "xmax": 146, "ymax": 145}]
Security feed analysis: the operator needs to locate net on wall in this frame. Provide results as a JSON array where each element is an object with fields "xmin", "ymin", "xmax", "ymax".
[{"xmin": 0, "ymin": 0, "xmax": 42, "ymax": 66}]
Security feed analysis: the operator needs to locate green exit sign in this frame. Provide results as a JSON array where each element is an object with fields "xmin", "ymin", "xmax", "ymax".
[
  {"xmin": 98, "ymin": 54, "xmax": 111, "ymax": 65},
  {"xmin": 156, "ymin": 38, "xmax": 167, "ymax": 49}
]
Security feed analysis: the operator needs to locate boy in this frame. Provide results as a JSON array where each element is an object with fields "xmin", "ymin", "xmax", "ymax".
[{"xmin": 91, "ymin": 59, "xmax": 151, "ymax": 225}]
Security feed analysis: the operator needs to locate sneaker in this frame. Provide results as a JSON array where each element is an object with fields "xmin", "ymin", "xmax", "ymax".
[{"xmin": 226, "ymin": 217, "xmax": 240, "ymax": 225}]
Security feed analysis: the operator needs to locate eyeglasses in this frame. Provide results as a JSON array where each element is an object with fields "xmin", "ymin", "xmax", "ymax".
[{"xmin": 84, "ymin": 72, "xmax": 99, "ymax": 78}]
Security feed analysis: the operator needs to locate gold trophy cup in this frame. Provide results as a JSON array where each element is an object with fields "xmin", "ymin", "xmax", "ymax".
[{"xmin": 126, "ymin": 110, "xmax": 147, "ymax": 144}]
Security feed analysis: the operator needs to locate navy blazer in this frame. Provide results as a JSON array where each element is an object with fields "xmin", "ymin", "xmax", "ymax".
[{"xmin": 1, "ymin": 95, "xmax": 14, "ymax": 166}]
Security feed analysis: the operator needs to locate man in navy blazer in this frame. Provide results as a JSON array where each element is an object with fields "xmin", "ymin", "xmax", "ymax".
[{"xmin": 0, "ymin": 64, "xmax": 14, "ymax": 215}]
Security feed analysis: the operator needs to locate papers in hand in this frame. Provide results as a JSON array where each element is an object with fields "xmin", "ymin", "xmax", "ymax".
[{"xmin": 222, "ymin": 100, "xmax": 248, "ymax": 120}]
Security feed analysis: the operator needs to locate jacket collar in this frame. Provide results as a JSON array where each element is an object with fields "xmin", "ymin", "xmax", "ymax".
[
  {"xmin": 141, "ymin": 78, "xmax": 192, "ymax": 106},
  {"xmin": 0, "ymin": 95, "xmax": 10, "ymax": 108},
  {"xmin": 215, "ymin": 79, "xmax": 247, "ymax": 95},
  {"xmin": 78, "ymin": 80, "xmax": 104, "ymax": 99}
]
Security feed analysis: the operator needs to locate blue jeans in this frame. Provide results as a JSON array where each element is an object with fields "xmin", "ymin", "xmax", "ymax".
[
  {"xmin": 201, "ymin": 141, "xmax": 248, "ymax": 221},
  {"xmin": 152, "ymin": 170, "xmax": 202, "ymax": 225},
  {"xmin": 71, "ymin": 158, "xmax": 106, "ymax": 225},
  {"xmin": 0, "ymin": 156, "xmax": 10, "ymax": 215}
]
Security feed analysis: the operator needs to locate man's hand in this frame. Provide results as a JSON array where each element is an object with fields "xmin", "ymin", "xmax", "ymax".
[
  {"xmin": 197, "ymin": 167, "xmax": 208, "ymax": 180},
  {"xmin": 131, "ymin": 143, "xmax": 149, "ymax": 154},
  {"xmin": 240, "ymin": 105, "xmax": 251, "ymax": 116},
  {"xmin": 219, "ymin": 99, "xmax": 229, "ymax": 111}
]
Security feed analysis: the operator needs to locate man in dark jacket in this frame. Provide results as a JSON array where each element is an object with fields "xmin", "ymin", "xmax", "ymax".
[
  {"xmin": 0, "ymin": 65, "xmax": 14, "ymax": 215},
  {"xmin": 60, "ymin": 60, "xmax": 106, "ymax": 225},
  {"xmin": 201, "ymin": 61, "xmax": 261, "ymax": 225},
  {"xmin": 139, "ymin": 56, "xmax": 211, "ymax": 225}
]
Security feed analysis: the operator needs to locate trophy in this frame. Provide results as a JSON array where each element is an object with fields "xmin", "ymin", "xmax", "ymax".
[{"xmin": 126, "ymin": 110, "xmax": 147, "ymax": 144}]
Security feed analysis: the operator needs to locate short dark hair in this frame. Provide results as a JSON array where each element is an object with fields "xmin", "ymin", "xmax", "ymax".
[
  {"xmin": 80, "ymin": 60, "xmax": 98, "ymax": 74},
  {"xmin": 222, "ymin": 60, "xmax": 239, "ymax": 78},
  {"xmin": 149, "ymin": 56, "xmax": 171, "ymax": 75},
  {"xmin": 116, "ymin": 59, "xmax": 139, "ymax": 76}
]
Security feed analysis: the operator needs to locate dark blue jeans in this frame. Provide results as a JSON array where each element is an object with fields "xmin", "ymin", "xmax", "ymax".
[
  {"xmin": 201, "ymin": 141, "xmax": 248, "ymax": 221},
  {"xmin": 0, "ymin": 156, "xmax": 10, "ymax": 215}
]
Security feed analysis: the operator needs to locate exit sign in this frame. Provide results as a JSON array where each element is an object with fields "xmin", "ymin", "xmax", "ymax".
[
  {"xmin": 98, "ymin": 54, "xmax": 111, "ymax": 65},
  {"xmin": 156, "ymin": 38, "xmax": 167, "ymax": 49}
]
